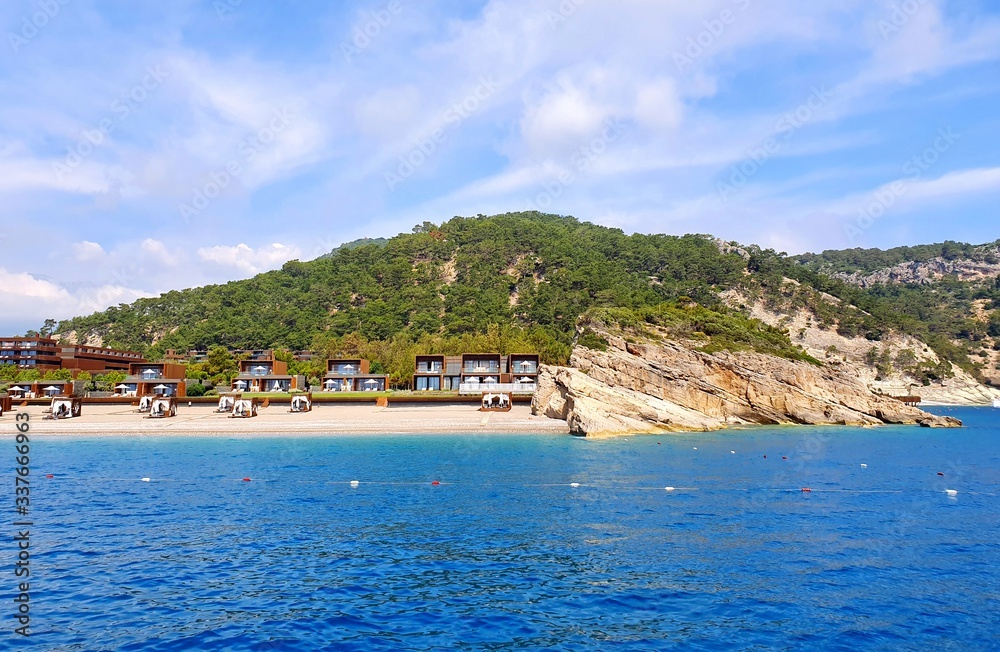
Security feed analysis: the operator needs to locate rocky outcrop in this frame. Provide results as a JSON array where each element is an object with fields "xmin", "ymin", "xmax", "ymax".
[
  {"xmin": 532, "ymin": 330, "xmax": 962, "ymax": 436},
  {"xmin": 835, "ymin": 255, "xmax": 1000, "ymax": 288}
]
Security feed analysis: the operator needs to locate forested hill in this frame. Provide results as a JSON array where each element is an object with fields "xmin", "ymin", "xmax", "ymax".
[
  {"xmin": 792, "ymin": 240, "xmax": 1000, "ymax": 275},
  {"xmin": 53, "ymin": 212, "xmax": 1000, "ymax": 380},
  {"xmin": 56, "ymin": 212, "xmax": 751, "ymax": 359}
]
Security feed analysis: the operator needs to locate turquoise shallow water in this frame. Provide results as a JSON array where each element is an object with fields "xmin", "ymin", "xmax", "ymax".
[{"xmin": 6, "ymin": 406, "xmax": 1000, "ymax": 650}]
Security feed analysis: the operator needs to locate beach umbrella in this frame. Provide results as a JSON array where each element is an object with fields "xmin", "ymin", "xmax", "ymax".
[
  {"xmin": 364, "ymin": 379, "xmax": 378, "ymax": 386},
  {"xmin": 343, "ymin": 364, "xmax": 354, "ymax": 370},
  {"xmin": 44, "ymin": 385, "xmax": 60, "ymax": 395},
  {"xmin": 9, "ymin": 386, "xmax": 24, "ymax": 393},
  {"xmin": 518, "ymin": 377, "xmax": 532, "ymax": 383},
  {"xmin": 115, "ymin": 384, "xmax": 129, "ymax": 389},
  {"xmin": 153, "ymin": 384, "xmax": 168, "ymax": 390},
  {"xmin": 253, "ymin": 365, "xmax": 267, "ymax": 372},
  {"xmin": 468, "ymin": 377, "xmax": 480, "ymax": 383},
  {"xmin": 235, "ymin": 379, "xmax": 247, "ymax": 387},
  {"xmin": 324, "ymin": 379, "xmax": 335, "ymax": 387},
  {"xmin": 485, "ymin": 376, "xmax": 496, "ymax": 383}
]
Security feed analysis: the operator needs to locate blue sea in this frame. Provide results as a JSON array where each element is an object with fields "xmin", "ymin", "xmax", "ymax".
[{"xmin": 7, "ymin": 407, "xmax": 999, "ymax": 650}]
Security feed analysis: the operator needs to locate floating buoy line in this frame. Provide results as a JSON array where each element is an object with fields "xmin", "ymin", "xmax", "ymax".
[{"xmin": 33, "ymin": 474, "xmax": 990, "ymax": 497}]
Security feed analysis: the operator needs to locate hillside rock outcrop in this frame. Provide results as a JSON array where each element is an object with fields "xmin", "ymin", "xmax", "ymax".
[
  {"xmin": 532, "ymin": 331, "xmax": 961, "ymax": 436},
  {"xmin": 835, "ymin": 255, "xmax": 1000, "ymax": 287}
]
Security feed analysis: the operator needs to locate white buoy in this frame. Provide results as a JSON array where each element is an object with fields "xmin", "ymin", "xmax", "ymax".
[
  {"xmin": 860, "ymin": 464, "xmax": 867, "ymax": 468},
  {"xmin": 141, "ymin": 477, "xmax": 150, "ymax": 482},
  {"xmin": 693, "ymin": 447, "xmax": 698, "ymax": 450},
  {"xmin": 730, "ymin": 450, "xmax": 735, "ymax": 454},
  {"xmin": 664, "ymin": 486, "xmax": 675, "ymax": 491},
  {"xmin": 945, "ymin": 489, "xmax": 958, "ymax": 496},
  {"xmin": 570, "ymin": 482, "xmax": 580, "ymax": 488},
  {"xmin": 350, "ymin": 480, "xmax": 359, "ymax": 487}
]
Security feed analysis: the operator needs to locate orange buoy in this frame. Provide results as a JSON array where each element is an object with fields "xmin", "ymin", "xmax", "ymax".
[
  {"xmin": 45, "ymin": 474, "xmax": 54, "ymax": 479},
  {"xmin": 801, "ymin": 487, "xmax": 811, "ymax": 492},
  {"xmin": 242, "ymin": 477, "xmax": 251, "ymax": 482},
  {"xmin": 431, "ymin": 480, "xmax": 440, "ymax": 486}
]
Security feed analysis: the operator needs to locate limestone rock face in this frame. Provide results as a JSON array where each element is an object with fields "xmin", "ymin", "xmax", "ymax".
[{"xmin": 532, "ymin": 331, "xmax": 963, "ymax": 436}]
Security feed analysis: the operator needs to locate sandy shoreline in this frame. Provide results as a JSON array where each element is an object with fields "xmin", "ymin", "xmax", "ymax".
[{"xmin": 2, "ymin": 402, "xmax": 571, "ymax": 437}]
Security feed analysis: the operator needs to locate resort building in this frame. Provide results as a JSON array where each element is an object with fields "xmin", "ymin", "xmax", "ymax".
[
  {"xmin": 410, "ymin": 352, "xmax": 541, "ymax": 395},
  {"xmin": 29, "ymin": 380, "xmax": 73, "ymax": 397},
  {"xmin": 460, "ymin": 353, "xmax": 504, "ymax": 388},
  {"xmin": 1, "ymin": 336, "xmax": 146, "ymax": 375},
  {"xmin": 162, "ymin": 349, "xmax": 188, "ymax": 362},
  {"xmin": 4, "ymin": 380, "xmax": 71, "ymax": 399},
  {"xmin": 60, "ymin": 344, "xmax": 145, "ymax": 373},
  {"xmin": 322, "ymin": 358, "xmax": 388, "ymax": 392},
  {"xmin": 412, "ymin": 354, "xmax": 462, "ymax": 391},
  {"xmin": 231, "ymin": 351, "xmax": 299, "ymax": 392},
  {"xmin": 0, "ymin": 336, "xmax": 62, "ymax": 371},
  {"xmin": 508, "ymin": 354, "xmax": 540, "ymax": 392},
  {"xmin": 125, "ymin": 362, "xmax": 188, "ymax": 397}
]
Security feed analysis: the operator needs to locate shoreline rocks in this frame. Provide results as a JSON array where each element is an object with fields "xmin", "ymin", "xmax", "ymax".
[{"xmin": 532, "ymin": 329, "xmax": 962, "ymax": 436}]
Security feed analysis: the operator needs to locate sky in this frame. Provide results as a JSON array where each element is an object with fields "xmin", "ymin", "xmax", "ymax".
[{"xmin": 1, "ymin": 0, "xmax": 999, "ymax": 334}]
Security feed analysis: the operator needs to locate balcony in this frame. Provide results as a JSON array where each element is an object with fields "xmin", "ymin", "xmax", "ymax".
[
  {"xmin": 463, "ymin": 363, "xmax": 499, "ymax": 373},
  {"xmin": 459, "ymin": 382, "xmax": 536, "ymax": 395}
]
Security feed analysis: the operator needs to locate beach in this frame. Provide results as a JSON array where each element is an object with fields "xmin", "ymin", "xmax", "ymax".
[{"xmin": 6, "ymin": 401, "xmax": 571, "ymax": 437}]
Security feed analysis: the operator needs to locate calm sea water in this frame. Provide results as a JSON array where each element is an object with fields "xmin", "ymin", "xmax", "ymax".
[{"xmin": 7, "ymin": 407, "xmax": 999, "ymax": 650}]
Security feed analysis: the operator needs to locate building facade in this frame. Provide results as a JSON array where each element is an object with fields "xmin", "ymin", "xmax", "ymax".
[
  {"xmin": 323, "ymin": 358, "xmax": 388, "ymax": 392},
  {"xmin": 412, "ymin": 354, "xmax": 462, "ymax": 391},
  {"xmin": 232, "ymin": 351, "xmax": 298, "ymax": 392},
  {"xmin": 0, "ymin": 337, "xmax": 62, "ymax": 371},
  {"xmin": 60, "ymin": 345, "xmax": 145, "ymax": 373},
  {"xmin": 125, "ymin": 362, "xmax": 188, "ymax": 397},
  {"xmin": 413, "ymin": 353, "xmax": 539, "ymax": 394}
]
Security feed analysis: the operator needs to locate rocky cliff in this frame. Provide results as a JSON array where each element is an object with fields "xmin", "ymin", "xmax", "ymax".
[
  {"xmin": 532, "ymin": 327, "xmax": 961, "ymax": 436},
  {"xmin": 833, "ymin": 255, "xmax": 1000, "ymax": 288}
]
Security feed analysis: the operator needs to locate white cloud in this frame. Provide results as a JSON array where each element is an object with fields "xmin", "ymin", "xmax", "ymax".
[
  {"xmin": 140, "ymin": 238, "xmax": 179, "ymax": 267},
  {"xmin": 633, "ymin": 78, "xmax": 683, "ymax": 131},
  {"xmin": 0, "ymin": 268, "xmax": 150, "ymax": 330},
  {"xmin": 72, "ymin": 241, "xmax": 106, "ymax": 263},
  {"xmin": 196, "ymin": 242, "xmax": 301, "ymax": 275}
]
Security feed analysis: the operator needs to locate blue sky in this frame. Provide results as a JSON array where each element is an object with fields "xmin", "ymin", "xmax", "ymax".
[{"xmin": 1, "ymin": 0, "xmax": 999, "ymax": 333}]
